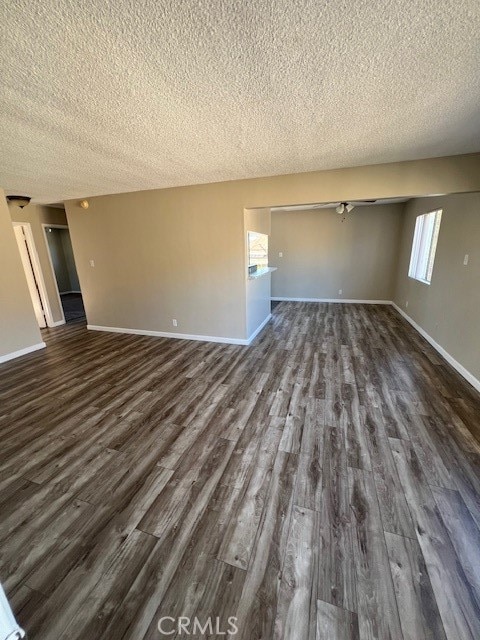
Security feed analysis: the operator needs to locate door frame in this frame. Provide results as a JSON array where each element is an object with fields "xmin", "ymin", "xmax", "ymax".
[{"xmin": 12, "ymin": 222, "xmax": 59, "ymax": 327}]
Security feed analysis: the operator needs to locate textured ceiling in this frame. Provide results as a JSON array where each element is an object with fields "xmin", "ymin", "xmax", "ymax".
[{"xmin": 1, "ymin": 1, "xmax": 480, "ymax": 203}]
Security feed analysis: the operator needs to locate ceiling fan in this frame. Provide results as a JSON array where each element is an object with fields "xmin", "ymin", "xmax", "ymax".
[{"xmin": 331, "ymin": 200, "xmax": 378, "ymax": 215}]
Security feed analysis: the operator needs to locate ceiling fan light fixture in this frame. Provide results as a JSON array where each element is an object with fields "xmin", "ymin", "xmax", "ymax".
[
  {"xmin": 6, "ymin": 195, "xmax": 31, "ymax": 209},
  {"xmin": 346, "ymin": 203, "xmax": 355, "ymax": 213},
  {"xmin": 336, "ymin": 203, "xmax": 345, "ymax": 214}
]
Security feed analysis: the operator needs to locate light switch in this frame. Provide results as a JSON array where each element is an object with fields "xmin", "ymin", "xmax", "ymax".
[
  {"xmin": 463, "ymin": 254, "xmax": 469, "ymax": 265},
  {"xmin": 279, "ymin": 252, "xmax": 283, "ymax": 257},
  {"xmin": 89, "ymin": 259, "xmax": 95, "ymax": 267}
]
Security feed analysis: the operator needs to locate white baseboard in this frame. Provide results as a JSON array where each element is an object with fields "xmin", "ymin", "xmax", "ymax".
[
  {"xmin": 0, "ymin": 341, "xmax": 46, "ymax": 364},
  {"xmin": 392, "ymin": 303, "xmax": 480, "ymax": 393},
  {"xmin": 271, "ymin": 297, "xmax": 392, "ymax": 304},
  {"xmin": 87, "ymin": 324, "xmax": 250, "ymax": 346},
  {"xmin": 247, "ymin": 313, "xmax": 272, "ymax": 344}
]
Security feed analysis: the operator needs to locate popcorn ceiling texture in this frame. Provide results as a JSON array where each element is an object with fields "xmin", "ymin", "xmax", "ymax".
[{"xmin": 1, "ymin": 0, "xmax": 480, "ymax": 203}]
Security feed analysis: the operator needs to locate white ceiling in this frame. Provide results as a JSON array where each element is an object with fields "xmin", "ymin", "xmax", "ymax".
[{"xmin": 1, "ymin": 1, "xmax": 480, "ymax": 204}]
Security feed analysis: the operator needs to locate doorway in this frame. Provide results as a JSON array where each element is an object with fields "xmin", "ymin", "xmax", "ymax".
[
  {"xmin": 12, "ymin": 222, "xmax": 49, "ymax": 328},
  {"xmin": 43, "ymin": 225, "xmax": 86, "ymax": 323}
]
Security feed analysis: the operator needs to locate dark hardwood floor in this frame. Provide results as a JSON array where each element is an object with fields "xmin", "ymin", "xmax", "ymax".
[{"xmin": 1, "ymin": 302, "xmax": 479, "ymax": 639}]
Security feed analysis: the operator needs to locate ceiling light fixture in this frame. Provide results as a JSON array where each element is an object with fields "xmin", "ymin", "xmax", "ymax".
[
  {"xmin": 79, "ymin": 200, "xmax": 89, "ymax": 209},
  {"xmin": 6, "ymin": 195, "xmax": 31, "ymax": 208},
  {"xmin": 335, "ymin": 202, "xmax": 355, "ymax": 216}
]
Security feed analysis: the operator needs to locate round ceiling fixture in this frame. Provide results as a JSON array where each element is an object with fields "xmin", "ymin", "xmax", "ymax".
[
  {"xmin": 79, "ymin": 200, "xmax": 89, "ymax": 209},
  {"xmin": 6, "ymin": 195, "xmax": 31, "ymax": 208}
]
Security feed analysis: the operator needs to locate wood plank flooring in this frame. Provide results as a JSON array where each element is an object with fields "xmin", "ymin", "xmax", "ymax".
[{"xmin": 1, "ymin": 302, "xmax": 479, "ymax": 639}]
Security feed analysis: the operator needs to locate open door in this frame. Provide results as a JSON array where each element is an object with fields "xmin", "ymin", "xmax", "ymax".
[{"xmin": 13, "ymin": 224, "xmax": 47, "ymax": 328}]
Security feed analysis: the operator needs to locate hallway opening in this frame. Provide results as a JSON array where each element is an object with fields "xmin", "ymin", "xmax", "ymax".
[{"xmin": 44, "ymin": 224, "xmax": 85, "ymax": 323}]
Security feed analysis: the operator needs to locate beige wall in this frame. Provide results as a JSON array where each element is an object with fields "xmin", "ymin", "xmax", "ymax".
[
  {"xmin": 65, "ymin": 153, "xmax": 480, "ymax": 341},
  {"xmin": 241, "ymin": 153, "xmax": 480, "ymax": 209},
  {"xmin": 244, "ymin": 208, "xmax": 271, "ymax": 237},
  {"xmin": 66, "ymin": 185, "xmax": 246, "ymax": 339},
  {"xmin": 9, "ymin": 204, "xmax": 68, "ymax": 323},
  {"xmin": 0, "ymin": 189, "xmax": 43, "ymax": 360},
  {"xmin": 271, "ymin": 203, "xmax": 403, "ymax": 301},
  {"xmin": 394, "ymin": 192, "xmax": 480, "ymax": 382}
]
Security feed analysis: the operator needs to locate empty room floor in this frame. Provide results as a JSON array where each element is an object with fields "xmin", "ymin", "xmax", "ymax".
[{"xmin": 1, "ymin": 302, "xmax": 479, "ymax": 639}]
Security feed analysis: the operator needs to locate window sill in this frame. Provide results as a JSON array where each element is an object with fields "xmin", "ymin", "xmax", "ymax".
[
  {"xmin": 408, "ymin": 275, "xmax": 431, "ymax": 285},
  {"xmin": 248, "ymin": 267, "xmax": 277, "ymax": 280}
]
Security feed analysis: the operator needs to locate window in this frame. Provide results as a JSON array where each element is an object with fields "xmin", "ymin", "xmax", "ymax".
[
  {"xmin": 408, "ymin": 209, "xmax": 442, "ymax": 284},
  {"xmin": 247, "ymin": 231, "xmax": 268, "ymax": 270}
]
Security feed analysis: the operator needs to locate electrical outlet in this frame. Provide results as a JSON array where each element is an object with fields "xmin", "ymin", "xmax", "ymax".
[
  {"xmin": 406, "ymin": 300, "xmax": 409, "ymax": 308},
  {"xmin": 464, "ymin": 254, "xmax": 469, "ymax": 265},
  {"xmin": 338, "ymin": 289, "xmax": 342, "ymax": 295},
  {"xmin": 172, "ymin": 319, "xmax": 178, "ymax": 327},
  {"xmin": 279, "ymin": 252, "xmax": 283, "ymax": 258},
  {"xmin": 89, "ymin": 259, "xmax": 95, "ymax": 267}
]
